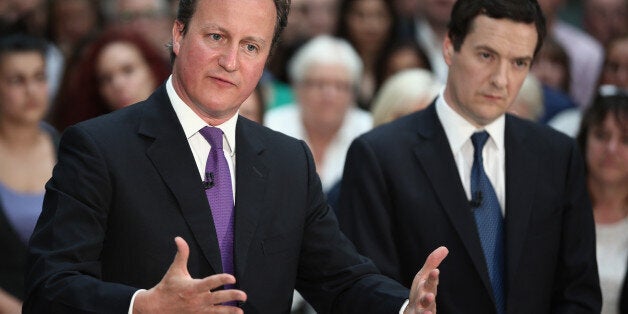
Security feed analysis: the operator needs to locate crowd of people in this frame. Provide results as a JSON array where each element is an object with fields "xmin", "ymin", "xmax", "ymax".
[{"xmin": 0, "ymin": 0, "xmax": 625, "ymax": 313}]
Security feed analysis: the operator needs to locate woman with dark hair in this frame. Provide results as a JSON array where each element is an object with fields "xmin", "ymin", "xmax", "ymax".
[
  {"xmin": 51, "ymin": 26, "xmax": 171, "ymax": 131},
  {"xmin": 335, "ymin": 0, "xmax": 399, "ymax": 110},
  {"xmin": 577, "ymin": 91, "xmax": 628, "ymax": 314},
  {"xmin": 0, "ymin": 33, "xmax": 58, "ymax": 313},
  {"xmin": 373, "ymin": 39, "xmax": 432, "ymax": 95}
]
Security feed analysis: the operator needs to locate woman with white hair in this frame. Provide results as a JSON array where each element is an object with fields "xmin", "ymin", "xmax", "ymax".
[
  {"xmin": 264, "ymin": 35, "xmax": 372, "ymax": 193},
  {"xmin": 370, "ymin": 68, "xmax": 441, "ymax": 127}
]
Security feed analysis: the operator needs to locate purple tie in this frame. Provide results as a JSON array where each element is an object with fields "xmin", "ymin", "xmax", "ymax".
[{"xmin": 199, "ymin": 127, "xmax": 234, "ymax": 280}]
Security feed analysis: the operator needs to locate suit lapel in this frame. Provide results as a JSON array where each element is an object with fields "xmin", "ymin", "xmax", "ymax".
[
  {"xmin": 503, "ymin": 116, "xmax": 538, "ymax": 291},
  {"xmin": 413, "ymin": 104, "xmax": 495, "ymax": 295},
  {"xmin": 233, "ymin": 118, "xmax": 268, "ymax": 280},
  {"xmin": 138, "ymin": 85, "xmax": 222, "ymax": 274}
]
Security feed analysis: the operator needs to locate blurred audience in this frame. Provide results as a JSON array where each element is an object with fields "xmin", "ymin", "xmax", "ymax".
[
  {"xmin": 538, "ymin": 0, "xmax": 604, "ymax": 108},
  {"xmin": 239, "ymin": 84, "xmax": 266, "ymax": 124},
  {"xmin": 410, "ymin": 0, "xmax": 457, "ymax": 83},
  {"xmin": 600, "ymin": 35, "xmax": 628, "ymax": 89},
  {"xmin": 507, "ymin": 74, "xmax": 545, "ymax": 122},
  {"xmin": 371, "ymin": 68, "xmax": 441, "ymax": 127},
  {"xmin": 47, "ymin": 0, "xmax": 104, "ymax": 60},
  {"xmin": 583, "ymin": 0, "xmax": 628, "ymax": 47},
  {"xmin": 336, "ymin": 0, "xmax": 399, "ymax": 109},
  {"xmin": 531, "ymin": 36, "xmax": 571, "ymax": 94},
  {"xmin": 265, "ymin": 35, "xmax": 371, "ymax": 193},
  {"xmin": 51, "ymin": 26, "xmax": 171, "ymax": 131},
  {"xmin": 576, "ymin": 91, "xmax": 628, "ymax": 314},
  {"xmin": 374, "ymin": 39, "xmax": 432, "ymax": 94},
  {"xmin": 103, "ymin": 0, "xmax": 173, "ymax": 61},
  {"xmin": 0, "ymin": 33, "xmax": 57, "ymax": 314}
]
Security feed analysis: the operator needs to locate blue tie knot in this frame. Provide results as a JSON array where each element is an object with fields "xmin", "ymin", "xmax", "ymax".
[
  {"xmin": 200, "ymin": 126, "xmax": 223, "ymax": 149},
  {"xmin": 471, "ymin": 131, "xmax": 489, "ymax": 152}
]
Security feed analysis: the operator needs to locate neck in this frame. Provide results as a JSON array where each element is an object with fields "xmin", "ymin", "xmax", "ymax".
[
  {"xmin": 589, "ymin": 178, "xmax": 628, "ymax": 224},
  {"xmin": 0, "ymin": 120, "xmax": 43, "ymax": 149}
]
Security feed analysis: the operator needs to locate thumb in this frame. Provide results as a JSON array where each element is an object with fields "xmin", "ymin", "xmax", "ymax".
[{"xmin": 169, "ymin": 236, "xmax": 191, "ymax": 277}]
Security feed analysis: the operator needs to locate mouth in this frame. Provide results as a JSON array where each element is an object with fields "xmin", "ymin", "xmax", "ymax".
[{"xmin": 210, "ymin": 75, "xmax": 236, "ymax": 87}]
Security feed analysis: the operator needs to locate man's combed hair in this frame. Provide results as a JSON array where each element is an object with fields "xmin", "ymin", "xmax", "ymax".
[
  {"xmin": 448, "ymin": 0, "xmax": 546, "ymax": 57},
  {"xmin": 0, "ymin": 33, "xmax": 48, "ymax": 59}
]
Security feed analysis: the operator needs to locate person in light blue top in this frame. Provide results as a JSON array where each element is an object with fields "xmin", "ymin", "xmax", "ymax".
[{"xmin": 0, "ymin": 33, "xmax": 58, "ymax": 312}]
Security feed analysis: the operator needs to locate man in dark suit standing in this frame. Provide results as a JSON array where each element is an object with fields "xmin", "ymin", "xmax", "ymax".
[
  {"xmin": 337, "ymin": 0, "xmax": 601, "ymax": 313},
  {"xmin": 23, "ymin": 0, "xmax": 449, "ymax": 313}
]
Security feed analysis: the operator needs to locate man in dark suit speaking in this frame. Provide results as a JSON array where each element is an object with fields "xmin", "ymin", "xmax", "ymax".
[
  {"xmin": 23, "ymin": 0, "xmax": 448, "ymax": 313},
  {"xmin": 337, "ymin": 0, "xmax": 601, "ymax": 313}
]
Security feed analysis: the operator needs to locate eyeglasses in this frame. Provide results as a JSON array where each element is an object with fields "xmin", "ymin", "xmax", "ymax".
[
  {"xmin": 598, "ymin": 84, "xmax": 628, "ymax": 97},
  {"xmin": 300, "ymin": 79, "xmax": 353, "ymax": 93}
]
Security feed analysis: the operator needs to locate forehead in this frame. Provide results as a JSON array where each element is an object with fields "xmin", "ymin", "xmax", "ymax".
[
  {"xmin": 0, "ymin": 52, "xmax": 45, "ymax": 71},
  {"xmin": 465, "ymin": 15, "xmax": 537, "ymax": 58}
]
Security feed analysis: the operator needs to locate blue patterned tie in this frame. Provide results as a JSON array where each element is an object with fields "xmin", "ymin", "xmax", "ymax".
[
  {"xmin": 199, "ymin": 127, "xmax": 234, "ymax": 286},
  {"xmin": 471, "ymin": 131, "xmax": 505, "ymax": 314}
]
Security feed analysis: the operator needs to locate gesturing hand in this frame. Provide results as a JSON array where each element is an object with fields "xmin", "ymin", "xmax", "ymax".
[
  {"xmin": 405, "ymin": 246, "xmax": 449, "ymax": 314},
  {"xmin": 133, "ymin": 237, "xmax": 247, "ymax": 313}
]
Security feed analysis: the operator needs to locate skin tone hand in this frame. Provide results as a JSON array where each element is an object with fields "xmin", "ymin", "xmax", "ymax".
[
  {"xmin": 405, "ymin": 246, "xmax": 449, "ymax": 314},
  {"xmin": 134, "ymin": 237, "xmax": 247, "ymax": 313}
]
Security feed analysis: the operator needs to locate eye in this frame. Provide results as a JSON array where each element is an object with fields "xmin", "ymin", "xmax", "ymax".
[
  {"xmin": 245, "ymin": 44, "xmax": 258, "ymax": 53},
  {"xmin": 479, "ymin": 52, "xmax": 492, "ymax": 61},
  {"xmin": 208, "ymin": 33, "xmax": 223, "ymax": 41},
  {"xmin": 514, "ymin": 59, "xmax": 529, "ymax": 69}
]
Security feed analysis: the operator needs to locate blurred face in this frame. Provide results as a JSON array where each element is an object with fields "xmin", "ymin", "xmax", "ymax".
[
  {"xmin": 586, "ymin": 113, "xmax": 628, "ymax": 186},
  {"xmin": 303, "ymin": 0, "xmax": 338, "ymax": 37},
  {"xmin": 385, "ymin": 48, "xmax": 429, "ymax": 80},
  {"xmin": 97, "ymin": 42, "xmax": 157, "ymax": 110},
  {"xmin": 171, "ymin": 0, "xmax": 275, "ymax": 125},
  {"xmin": 239, "ymin": 90, "xmax": 263, "ymax": 123},
  {"xmin": 584, "ymin": 0, "xmax": 628, "ymax": 45},
  {"xmin": 346, "ymin": 0, "xmax": 392, "ymax": 54},
  {"xmin": 117, "ymin": 0, "xmax": 172, "ymax": 52},
  {"xmin": 443, "ymin": 15, "xmax": 537, "ymax": 127},
  {"xmin": 0, "ymin": 52, "xmax": 48, "ymax": 124},
  {"xmin": 531, "ymin": 57, "xmax": 568, "ymax": 92},
  {"xmin": 297, "ymin": 63, "xmax": 355, "ymax": 132},
  {"xmin": 601, "ymin": 38, "xmax": 628, "ymax": 89},
  {"xmin": 417, "ymin": 0, "xmax": 456, "ymax": 28},
  {"xmin": 52, "ymin": 0, "xmax": 98, "ymax": 48}
]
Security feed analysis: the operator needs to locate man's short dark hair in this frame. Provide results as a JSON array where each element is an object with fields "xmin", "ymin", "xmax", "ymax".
[
  {"xmin": 0, "ymin": 33, "xmax": 48, "ymax": 60},
  {"xmin": 169, "ymin": 0, "xmax": 290, "ymax": 63},
  {"xmin": 448, "ymin": 0, "xmax": 546, "ymax": 57}
]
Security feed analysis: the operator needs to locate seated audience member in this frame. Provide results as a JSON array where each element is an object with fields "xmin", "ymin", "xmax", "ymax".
[
  {"xmin": 264, "ymin": 35, "xmax": 372, "ymax": 193},
  {"xmin": 0, "ymin": 33, "xmax": 58, "ymax": 313},
  {"xmin": 239, "ymin": 84, "xmax": 266, "ymax": 124},
  {"xmin": 583, "ymin": 0, "xmax": 628, "ymax": 47},
  {"xmin": 336, "ymin": 0, "xmax": 399, "ymax": 109},
  {"xmin": 538, "ymin": 0, "xmax": 605, "ymax": 108},
  {"xmin": 576, "ymin": 91, "xmax": 628, "ymax": 314},
  {"xmin": 600, "ymin": 35, "xmax": 628, "ymax": 89},
  {"xmin": 371, "ymin": 68, "xmax": 441, "ymax": 127},
  {"xmin": 508, "ymin": 74, "xmax": 545, "ymax": 122},
  {"xmin": 374, "ymin": 39, "xmax": 432, "ymax": 96},
  {"xmin": 51, "ymin": 26, "xmax": 171, "ymax": 131},
  {"xmin": 531, "ymin": 36, "xmax": 570, "ymax": 94},
  {"xmin": 530, "ymin": 36, "xmax": 578, "ymax": 123}
]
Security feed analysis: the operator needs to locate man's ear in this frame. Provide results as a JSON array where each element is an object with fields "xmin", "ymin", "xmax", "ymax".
[
  {"xmin": 172, "ymin": 20, "xmax": 184, "ymax": 55},
  {"xmin": 443, "ymin": 34, "xmax": 455, "ymax": 66}
]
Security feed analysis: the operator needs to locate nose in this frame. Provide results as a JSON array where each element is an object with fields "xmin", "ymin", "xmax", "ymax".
[
  {"xmin": 490, "ymin": 61, "xmax": 508, "ymax": 89},
  {"xmin": 218, "ymin": 45, "xmax": 239, "ymax": 72}
]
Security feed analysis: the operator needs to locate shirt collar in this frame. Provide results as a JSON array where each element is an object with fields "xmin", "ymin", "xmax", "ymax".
[
  {"xmin": 166, "ymin": 75, "xmax": 238, "ymax": 155},
  {"xmin": 435, "ymin": 89, "xmax": 505, "ymax": 153}
]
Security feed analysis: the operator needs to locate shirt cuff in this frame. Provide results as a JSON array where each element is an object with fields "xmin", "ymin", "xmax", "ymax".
[{"xmin": 128, "ymin": 289, "xmax": 146, "ymax": 314}]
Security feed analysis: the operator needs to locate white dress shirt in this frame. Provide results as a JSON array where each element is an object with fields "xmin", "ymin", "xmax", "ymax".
[
  {"xmin": 435, "ymin": 92, "xmax": 506, "ymax": 214},
  {"xmin": 128, "ymin": 76, "xmax": 239, "ymax": 313}
]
